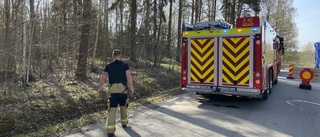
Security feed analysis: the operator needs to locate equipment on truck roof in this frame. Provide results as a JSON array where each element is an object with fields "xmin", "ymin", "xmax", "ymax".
[{"xmin": 183, "ymin": 19, "xmax": 231, "ymax": 31}]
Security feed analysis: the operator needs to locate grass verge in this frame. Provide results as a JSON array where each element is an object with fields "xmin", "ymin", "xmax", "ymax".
[
  {"xmin": 15, "ymin": 87, "xmax": 183, "ymax": 137},
  {"xmin": 0, "ymin": 60, "xmax": 183, "ymax": 137}
]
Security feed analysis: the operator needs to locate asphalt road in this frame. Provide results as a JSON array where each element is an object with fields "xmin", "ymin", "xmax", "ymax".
[{"xmin": 64, "ymin": 70, "xmax": 320, "ymax": 137}]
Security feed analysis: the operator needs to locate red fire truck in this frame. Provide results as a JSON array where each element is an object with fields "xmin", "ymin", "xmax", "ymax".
[{"xmin": 180, "ymin": 17, "xmax": 284, "ymax": 100}]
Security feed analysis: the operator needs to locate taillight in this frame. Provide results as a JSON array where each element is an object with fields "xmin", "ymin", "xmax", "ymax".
[
  {"xmin": 255, "ymin": 72, "xmax": 261, "ymax": 88},
  {"xmin": 181, "ymin": 37, "xmax": 188, "ymax": 86},
  {"xmin": 255, "ymin": 72, "xmax": 260, "ymax": 77},
  {"xmin": 254, "ymin": 34, "xmax": 262, "ymax": 89},
  {"xmin": 255, "ymin": 34, "xmax": 261, "ymax": 39},
  {"xmin": 255, "ymin": 40, "xmax": 261, "ymax": 45},
  {"xmin": 255, "ymin": 80, "xmax": 261, "ymax": 84},
  {"xmin": 183, "ymin": 76, "xmax": 186, "ymax": 80}
]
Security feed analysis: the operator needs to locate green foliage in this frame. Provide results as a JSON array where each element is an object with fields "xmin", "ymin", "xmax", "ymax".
[
  {"xmin": 282, "ymin": 43, "xmax": 316, "ymax": 68},
  {"xmin": 0, "ymin": 60, "xmax": 182, "ymax": 136},
  {"xmin": 261, "ymin": 0, "xmax": 299, "ymax": 50},
  {"xmin": 298, "ymin": 42, "xmax": 316, "ymax": 68},
  {"xmin": 220, "ymin": 0, "xmax": 261, "ymax": 24},
  {"xmin": 0, "ymin": 116, "xmax": 16, "ymax": 134},
  {"xmin": 260, "ymin": 0, "xmax": 299, "ymax": 64},
  {"xmin": 1, "ymin": 95, "xmax": 16, "ymax": 104}
]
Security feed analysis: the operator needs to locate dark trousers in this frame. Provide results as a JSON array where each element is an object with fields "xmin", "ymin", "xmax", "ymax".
[{"xmin": 109, "ymin": 93, "xmax": 127, "ymax": 107}]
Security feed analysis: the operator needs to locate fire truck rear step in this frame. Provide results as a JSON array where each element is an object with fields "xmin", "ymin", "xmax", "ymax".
[{"xmin": 182, "ymin": 87, "xmax": 261, "ymax": 97}]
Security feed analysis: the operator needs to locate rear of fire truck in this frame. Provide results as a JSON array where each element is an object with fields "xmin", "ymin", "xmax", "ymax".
[{"xmin": 181, "ymin": 17, "xmax": 284, "ymax": 100}]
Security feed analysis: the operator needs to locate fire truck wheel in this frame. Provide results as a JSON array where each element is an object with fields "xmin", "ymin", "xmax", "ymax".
[
  {"xmin": 268, "ymin": 69, "xmax": 273, "ymax": 95},
  {"xmin": 273, "ymin": 79, "xmax": 278, "ymax": 85},
  {"xmin": 261, "ymin": 90, "xmax": 269, "ymax": 100}
]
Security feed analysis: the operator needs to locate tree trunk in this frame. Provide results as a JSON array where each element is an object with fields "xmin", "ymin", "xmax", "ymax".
[
  {"xmin": 166, "ymin": 0, "xmax": 173, "ymax": 57},
  {"xmin": 92, "ymin": 1, "xmax": 101, "ymax": 71},
  {"xmin": 3, "ymin": 0, "xmax": 10, "ymax": 88},
  {"xmin": 213, "ymin": 0, "xmax": 217, "ymax": 21},
  {"xmin": 30, "ymin": 0, "xmax": 37, "ymax": 45},
  {"xmin": 103, "ymin": 0, "xmax": 109, "ymax": 63},
  {"xmin": 76, "ymin": 0, "xmax": 91, "ymax": 78},
  {"xmin": 22, "ymin": 0, "xmax": 27, "ymax": 86},
  {"xmin": 93, "ymin": 0, "xmax": 102, "ymax": 58},
  {"xmin": 176, "ymin": 0, "xmax": 182, "ymax": 62},
  {"xmin": 27, "ymin": 0, "xmax": 36, "ymax": 83},
  {"xmin": 199, "ymin": 0, "xmax": 202, "ymax": 21},
  {"xmin": 191, "ymin": 0, "xmax": 194, "ymax": 24},
  {"xmin": 120, "ymin": 0, "xmax": 124, "ymax": 52},
  {"xmin": 237, "ymin": 2, "xmax": 243, "ymax": 19},
  {"xmin": 152, "ymin": 0, "xmax": 157, "ymax": 62},
  {"xmin": 231, "ymin": 0, "xmax": 236, "ymax": 27},
  {"xmin": 144, "ymin": 0, "xmax": 150, "ymax": 61},
  {"xmin": 208, "ymin": 0, "xmax": 211, "ymax": 20},
  {"xmin": 129, "ymin": 0, "xmax": 137, "ymax": 62},
  {"xmin": 153, "ymin": 0, "xmax": 163, "ymax": 66},
  {"xmin": 194, "ymin": 0, "xmax": 198, "ymax": 23},
  {"xmin": 12, "ymin": 1, "xmax": 20, "ymax": 80}
]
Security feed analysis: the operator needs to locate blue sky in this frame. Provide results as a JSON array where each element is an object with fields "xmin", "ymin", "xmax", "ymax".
[{"xmin": 293, "ymin": 0, "xmax": 320, "ymax": 49}]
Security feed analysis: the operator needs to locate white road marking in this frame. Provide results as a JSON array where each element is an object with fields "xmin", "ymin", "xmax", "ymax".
[
  {"xmin": 286, "ymin": 99, "xmax": 320, "ymax": 117},
  {"xmin": 286, "ymin": 99, "xmax": 320, "ymax": 106}
]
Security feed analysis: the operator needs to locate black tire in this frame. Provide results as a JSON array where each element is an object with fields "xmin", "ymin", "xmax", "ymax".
[
  {"xmin": 262, "ymin": 69, "xmax": 272, "ymax": 100},
  {"xmin": 261, "ymin": 90, "xmax": 268, "ymax": 100},
  {"xmin": 273, "ymin": 79, "xmax": 278, "ymax": 85},
  {"xmin": 268, "ymin": 69, "xmax": 273, "ymax": 95}
]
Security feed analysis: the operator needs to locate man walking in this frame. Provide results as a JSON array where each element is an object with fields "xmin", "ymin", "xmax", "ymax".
[{"xmin": 97, "ymin": 49, "xmax": 134, "ymax": 137}]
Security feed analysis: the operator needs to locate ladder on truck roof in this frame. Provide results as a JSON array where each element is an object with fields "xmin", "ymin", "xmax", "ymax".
[{"xmin": 183, "ymin": 19, "xmax": 232, "ymax": 31}]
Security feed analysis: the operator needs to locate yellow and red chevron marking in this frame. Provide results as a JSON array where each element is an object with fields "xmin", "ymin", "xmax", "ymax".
[
  {"xmin": 190, "ymin": 38, "xmax": 214, "ymax": 84},
  {"xmin": 222, "ymin": 37, "xmax": 250, "ymax": 85}
]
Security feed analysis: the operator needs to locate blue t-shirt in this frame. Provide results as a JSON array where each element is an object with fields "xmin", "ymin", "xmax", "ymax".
[{"xmin": 104, "ymin": 60, "xmax": 129, "ymax": 85}]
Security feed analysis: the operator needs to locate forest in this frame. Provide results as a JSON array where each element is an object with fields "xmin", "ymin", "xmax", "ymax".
[
  {"xmin": 0, "ymin": 0, "xmax": 300, "ymax": 85},
  {"xmin": 0, "ymin": 0, "xmax": 305, "ymax": 136}
]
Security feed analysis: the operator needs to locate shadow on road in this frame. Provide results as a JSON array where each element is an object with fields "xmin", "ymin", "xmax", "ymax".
[
  {"xmin": 142, "ymin": 100, "xmax": 247, "ymax": 137},
  {"xmin": 123, "ymin": 126, "xmax": 141, "ymax": 137},
  {"xmin": 196, "ymin": 94, "xmax": 264, "ymax": 109}
]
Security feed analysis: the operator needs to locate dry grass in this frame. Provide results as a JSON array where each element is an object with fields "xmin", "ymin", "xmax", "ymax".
[{"xmin": 0, "ymin": 59, "xmax": 183, "ymax": 137}]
